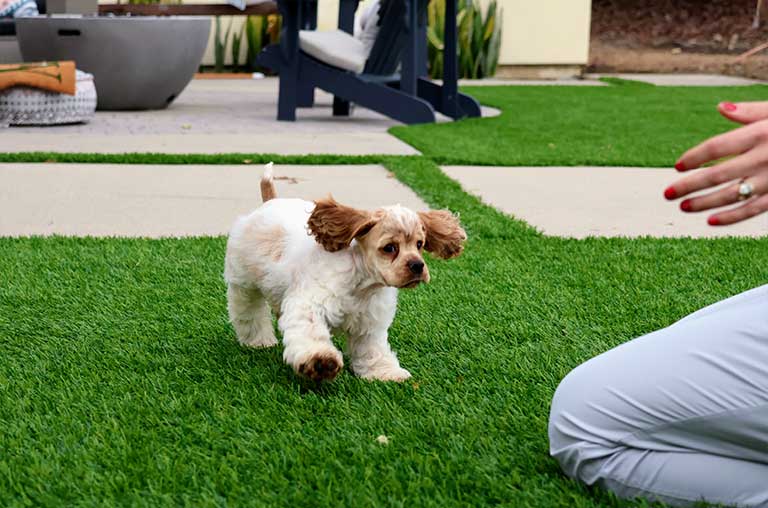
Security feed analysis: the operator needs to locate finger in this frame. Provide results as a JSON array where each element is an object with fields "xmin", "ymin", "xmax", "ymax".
[
  {"xmin": 674, "ymin": 120, "xmax": 766, "ymax": 172},
  {"xmin": 680, "ymin": 173, "xmax": 768, "ymax": 213},
  {"xmin": 707, "ymin": 193, "xmax": 768, "ymax": 226},
  {"xmin": 718, "ymin": 101, "xmax": 768, "ymax": 125},
  {"xmin": 665, "ymin": 147, "xmax": 766, "ymax": 200}
]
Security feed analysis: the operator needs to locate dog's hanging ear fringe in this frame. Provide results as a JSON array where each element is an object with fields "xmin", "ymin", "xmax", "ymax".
[
  {"xmin": 307, "ymin": 196, "xmax": 376, "ymax": 252},
  {"xmin": 418, "ymin": 209, "xmax": 467, "ymax": 259}
]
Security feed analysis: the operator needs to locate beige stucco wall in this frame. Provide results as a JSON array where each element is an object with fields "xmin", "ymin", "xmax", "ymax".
[
  {"xmin": 496, "ymin": 0, "xmax": 591, "ymax": 65},
  {"xmin": 188, "ymin": 0, "xmax": 592, "ymax": 68},
  {"xmin": 317, "ymin": 0, "xmax": 592, "ymax": 66}
]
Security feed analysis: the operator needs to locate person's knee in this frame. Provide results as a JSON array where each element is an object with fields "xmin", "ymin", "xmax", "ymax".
[
  {"xmin": 548, "ymin": 358, "xmax": 617, "ymax": 482},
  {"xmin": 549, "ymin": 365, "xmax": 585, "ymax": 461}
]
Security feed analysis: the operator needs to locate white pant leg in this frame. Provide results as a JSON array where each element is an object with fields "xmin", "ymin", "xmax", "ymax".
[{"xmin": 549, "ymin": 284, "xmax": 768, "ymax": 507}]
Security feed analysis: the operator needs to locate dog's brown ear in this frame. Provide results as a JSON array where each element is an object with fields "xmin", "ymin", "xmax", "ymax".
[
  {"xmin": 308, "ymin": 196, "xmax": 377, "ymax": 252},
  {"xmin": 418, "ymin": 210, "xmax": 467, "ymax": 259}
]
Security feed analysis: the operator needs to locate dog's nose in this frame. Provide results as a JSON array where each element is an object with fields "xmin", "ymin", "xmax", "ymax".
[{"xmin": 408, "ymin": 260, "xmax": 424, "ymax": 275}]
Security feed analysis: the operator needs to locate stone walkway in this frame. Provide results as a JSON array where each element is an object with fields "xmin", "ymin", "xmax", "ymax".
[
  {"xmin": 0, "ymin": 78, "xmax": 501, "ymax": 156},
  {"xmin": 0, "ymin": 163, "xmax": 426, "ymax": 237},
  {"xmin": 586, "ymin": 73, "xmax": 762, "ymax": 86},
  {"xmin": 442, "ymin": 165, "xmax": 768, "ymax": 238}
]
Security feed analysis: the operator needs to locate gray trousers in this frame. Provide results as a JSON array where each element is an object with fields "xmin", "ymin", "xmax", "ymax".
[{"xmin": 549, "ymin": 284, "xmax": 768, "ymax": 507}]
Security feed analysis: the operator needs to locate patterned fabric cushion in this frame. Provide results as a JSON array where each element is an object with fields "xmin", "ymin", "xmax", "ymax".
[
  {"xmin": 0, "ymin": 0, "xmax": 39, "ymax": 17},
  {"xmin": 0, "ymin": 70, "xmax": 97, "ymax": 126}
]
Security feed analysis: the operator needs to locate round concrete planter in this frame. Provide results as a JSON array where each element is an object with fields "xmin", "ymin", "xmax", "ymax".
[{"xmin": 16, "ymin": 15, "xmax": 210, "ymax": 110}]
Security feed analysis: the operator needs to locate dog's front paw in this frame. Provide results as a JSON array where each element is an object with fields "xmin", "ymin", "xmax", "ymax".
[
  {"xmin": 294, "ymin": 349, "xmax": 344, "ymax": 382},
  {"xmin": 238, "ymin": 327, "xmax": 278, "ymax": 349},
  {"xmin": 358, "ymin": 366, "xmax": 412, "ymax": 382}
]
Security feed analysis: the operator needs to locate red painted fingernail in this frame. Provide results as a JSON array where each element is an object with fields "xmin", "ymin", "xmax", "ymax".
[
  {"xmin": 674, "ymin": 161, "xmax": 686, "ymax": 171},
  {"xmin": 680, "ymin": 199, "xmax": 692, "ymax": 212},
  {"xmin": 722, "ymin": 102, "xmax": 737, "ymax": 112},
  {"xmin": 708, "ymin": 216, "xmax": 720, "ymax": 226},
  {"xmin": 664, "ymin": 186, "xmax": 678, "ymax": 200}
]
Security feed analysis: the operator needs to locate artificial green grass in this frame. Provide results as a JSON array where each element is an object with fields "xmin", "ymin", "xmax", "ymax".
[
  {"xmin": 2, "ymin": 157, "xmax": 766, "ymax": 507},
  {"xmin": 391, "ymin": 81, "xmax": 768, "ymax": 166},
  {"xmin": 0, "ymin": 152, "xmax": 386, "ymax": 166}
]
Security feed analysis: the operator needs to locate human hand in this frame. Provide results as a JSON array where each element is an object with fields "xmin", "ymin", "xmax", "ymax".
[{"xmin": 665, "ymin": 101, "xmax": 768, "ymax": 226}]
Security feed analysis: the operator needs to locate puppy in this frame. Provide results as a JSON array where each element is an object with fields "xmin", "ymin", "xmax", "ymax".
[{"xmin": 224, "ymin": 164, "xmax": 466, "ymax": 382}]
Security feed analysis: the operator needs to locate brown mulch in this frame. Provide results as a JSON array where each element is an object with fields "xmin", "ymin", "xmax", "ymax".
[
  {"xmin": 589, "ymin": 0, "xmax": 768, "ymax": 79},
  {"xmin": 592, "ymin": 0, "xmax": 768, "ymax": 53}
]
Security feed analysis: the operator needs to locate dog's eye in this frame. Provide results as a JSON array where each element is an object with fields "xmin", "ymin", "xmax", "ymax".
[
  {"xmin": 416, "ymin": 240, "xmax": 424, "ymax": 250},
  {"xmin": 382, "ymin": 243, "xmax": 397, "ymax": 254}
]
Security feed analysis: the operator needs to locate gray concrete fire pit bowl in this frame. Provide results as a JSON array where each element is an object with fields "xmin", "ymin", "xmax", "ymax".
[{"xmin": 16, "ymin": 16, "xmax": 210, "ymax": 110}]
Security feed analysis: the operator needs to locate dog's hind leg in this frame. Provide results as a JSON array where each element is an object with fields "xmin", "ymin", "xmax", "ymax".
[{"xmin": 227, "ymin": 283, "xmax": 278, "ymax": 348}]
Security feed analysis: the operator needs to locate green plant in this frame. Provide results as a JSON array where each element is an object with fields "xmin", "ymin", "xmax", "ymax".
[
  {"xmin": 245, "ymin": 15, "xmax": 266, "ymax": 70},
  {"xmin": 214, "ymin": 16, "xmax": 232, "ymax": 73},
  {"xmin": 244, "ymin": 14, "xmax": 282, "ymax": 72},
  {"xmin": 427, "ymin": 0, "xmax": 502, "ymax": 79},
  {"xmin": 232, "ymin": 23, "xmax": 245, "ymax": 72}
]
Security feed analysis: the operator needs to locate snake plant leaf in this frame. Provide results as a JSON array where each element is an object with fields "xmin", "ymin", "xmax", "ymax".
[
  {"xmin": 232, "ymin": 23, "xmax": 244, "ymax": 70},
  {"xmin": 483, "ymin": 1, "xmax": 496, "ymax": 43},
  {"xmin": 426, "ymin": 0, "xmax": 501, "ymax": 79},
  {"xmin": 471, "ymin": 1, "xmax": 484, "ymax": 77},
  {"xmin": 485, "ymin": 6, "xmax": 503, "ymax": 77},
  {"xmin": 427, "ymin": 25, "xmax": 445, "ymax": 51},
  {"xmin": 214, "ymin": 16, "xmax": 231, "ymax": 72},
  {"xmin": 246, "ymin": 15, "xmax": 265, "ymax": 68}
]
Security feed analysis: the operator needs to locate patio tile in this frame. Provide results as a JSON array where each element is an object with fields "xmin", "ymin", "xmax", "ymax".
[
  {"xmin": 442, "ymin": 165, "xmax": 768, "ymax": 238},
  {"xmin": 0, "ymin": 163, "xmax": 427, "ymax": 237},
  {"xmin": 457, "ymin": 78, "xmax": 607, "ymax": 86},
  {"xmin": 0, "ymin": 79, "xmax": 420, "ymax": 156},
  {"xmin": 586, "ymin": 73, "xmax": 763, "ymax": 86}
]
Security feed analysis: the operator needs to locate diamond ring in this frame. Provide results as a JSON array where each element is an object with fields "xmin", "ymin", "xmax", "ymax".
[{"xmin": 738, "ymin": 179, "xmax": 755, "ymax": 201}]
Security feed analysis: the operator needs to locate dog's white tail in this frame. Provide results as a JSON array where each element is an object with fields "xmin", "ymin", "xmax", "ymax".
[{"xmin": 261, "ymin": 162, "xmax": 277, "ymax": 202}]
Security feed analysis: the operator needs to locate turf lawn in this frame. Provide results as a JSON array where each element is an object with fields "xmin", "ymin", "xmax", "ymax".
[
  {"xmin": 2, "ymin": 82, "xmax": 767, "ymax": 507},
  {"xmin": 391, "ymin": 79, "xmax": 768, "ymax": 166}
]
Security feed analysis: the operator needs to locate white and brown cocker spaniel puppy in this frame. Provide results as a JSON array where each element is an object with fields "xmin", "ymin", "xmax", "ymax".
[{"xmin": 224, "ymin": 164, "xmax": 466, "ymax": 382}]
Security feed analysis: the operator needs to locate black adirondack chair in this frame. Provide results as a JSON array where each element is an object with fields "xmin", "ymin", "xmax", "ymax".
[{"xmin": 258, "ymin": 0, "xmax": 481, "ymax": 124}]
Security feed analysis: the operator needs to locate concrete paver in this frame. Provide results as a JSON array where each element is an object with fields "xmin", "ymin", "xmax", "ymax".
[
  {"xmin": 0, "ymin": 163, "xmax": 427, "ymax": 237},
  {"xmin": 442, "ymin": 165, "xmax": 768, "ymax": 238},
  {"xmin": 0, "ymin": 78, "xmax": 500, "ymax": 156},
  {"xmin": 457, "ymin": 78, "xmax": 607, "ymax": 86},
  {"xmin": 0, "ymin": 79, "xmax": 419, "ymax": 155},
  {"xmin": 587, "ymin": 73, "xmax": 763, "ymax": 86}
]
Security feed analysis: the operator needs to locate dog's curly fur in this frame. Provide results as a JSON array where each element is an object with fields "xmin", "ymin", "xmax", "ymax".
[{"xmin": 224, "ymin": 165, "xmax": 467, "ymax": 382}]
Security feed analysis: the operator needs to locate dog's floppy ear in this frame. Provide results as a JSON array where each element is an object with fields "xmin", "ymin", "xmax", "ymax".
[
  {"xmin": 308, "ymin": 196, "xmax": 377, "ymax": 252},
  {"xmin": 418, "ymin": 210, "xmax": 467, "ymax": 259}
]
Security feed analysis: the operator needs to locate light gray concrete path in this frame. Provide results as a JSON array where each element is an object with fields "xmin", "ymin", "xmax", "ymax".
[
  {"xmin": 587, "ymin": 73, "xmax": 763, "ymax": 86},
  {"xmin": 0, "ymin": 163, "xmax": 427, "ymax": 237},
  {"xmin": 442, "ymin": 165, "xmax": 768, "ymax": 238},
  {"xmin": 0, "ymin": 78, "xmax": 500, "ymax": 156},
  {"xmin": 457, "ymin": 78, "xmax": 607, "ymax": 86}
]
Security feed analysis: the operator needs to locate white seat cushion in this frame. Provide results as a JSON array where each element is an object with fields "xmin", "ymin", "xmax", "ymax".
[{"xmin": 299, "ymin": 29, "xmax": 368, "ymax": 74}]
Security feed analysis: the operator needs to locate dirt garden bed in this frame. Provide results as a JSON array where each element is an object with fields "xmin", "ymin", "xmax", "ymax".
[{"xmin": 589, "ymin": 0, "xmax": 768, "ymax": 79}]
